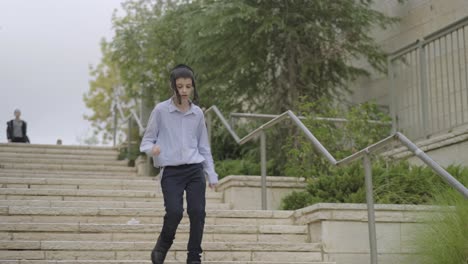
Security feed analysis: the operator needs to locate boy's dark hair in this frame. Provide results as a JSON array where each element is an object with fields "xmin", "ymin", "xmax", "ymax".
[{"xmin": 170, "ymin": 64, "xmax": 199, "ymax": 105}]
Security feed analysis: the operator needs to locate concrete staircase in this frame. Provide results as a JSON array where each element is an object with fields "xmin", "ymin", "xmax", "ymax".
[{"xmin": 0, "ymin": 143, "xmax": 333, "ymax": 264}]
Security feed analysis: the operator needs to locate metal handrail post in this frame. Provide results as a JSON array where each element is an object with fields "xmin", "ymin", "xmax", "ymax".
[
  {"xmin": 207, "ymin": 112, "xmax": 212, "ymax": 148},
  {"xmin": 418, "ymin": 40, "xmax": 429, "ymax": 138},
  {"xmin": 388, "ymin": 56, "xmax": 397, "ymax": 135},
  {"xmin": 113, "ymin": 104, "xmax": 118, "ymax": 147},
  {"xmin": 260, "ymin": 131, "xmax": 267, "ymax": 210},
  {"xmin": 128, "ymin": 115, "xmax": 132, "ymax": 160},
  {"xmin": 363, "ymin": 154, "xmax": 378, "ymax": 264}
]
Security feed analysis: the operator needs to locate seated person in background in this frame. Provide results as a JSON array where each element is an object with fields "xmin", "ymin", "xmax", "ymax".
[{"xmin": 6, "ymin": 109, "xmax": 29, "ymax": 143}]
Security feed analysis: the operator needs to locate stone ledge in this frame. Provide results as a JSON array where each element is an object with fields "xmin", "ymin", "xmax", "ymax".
[
  {"xmin": 293, "ymin": 203, "xmax": 449, "ymax": 224},
  {"xmin": 216, "ymin": 175, "xmax": 306, "ymax": 191}
]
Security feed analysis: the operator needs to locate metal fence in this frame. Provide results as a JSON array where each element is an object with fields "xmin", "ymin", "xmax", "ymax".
[{"xmin": 389, "ymin": 16, "xmax": 468, "ymax": 140}]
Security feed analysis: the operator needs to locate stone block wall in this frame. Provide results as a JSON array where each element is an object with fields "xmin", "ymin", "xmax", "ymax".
[{"xmin": 294, "ymin": 203, "xmax": 447, "ymax": 264}]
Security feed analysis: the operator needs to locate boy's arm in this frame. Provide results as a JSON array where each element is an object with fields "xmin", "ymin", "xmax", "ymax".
[
  {"xmin": 198, "ymin": 114, "xmax": 218, "ymax": 184},
  {"xmin": 6, "ymin": 121, "xmax": 12, "ymax": 140},
  {"xmin": 140, "ymin": 107, "xmax": 160, "ymax": 155}
]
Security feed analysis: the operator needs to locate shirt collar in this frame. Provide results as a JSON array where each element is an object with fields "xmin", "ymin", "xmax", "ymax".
[{"xmin": 168, "ymin": 98, "xmax": 195, "ymax": 115}]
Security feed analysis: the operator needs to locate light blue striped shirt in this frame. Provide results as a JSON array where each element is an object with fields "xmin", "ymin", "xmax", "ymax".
[{"xmin": 140, "ymin": 98, "xmax": 218, "ymax": 184}]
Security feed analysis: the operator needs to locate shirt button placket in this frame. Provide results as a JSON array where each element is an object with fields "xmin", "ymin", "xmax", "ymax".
[{"xmin": 180, "ymin": 115, "xmax": 184, "ymax": 160}]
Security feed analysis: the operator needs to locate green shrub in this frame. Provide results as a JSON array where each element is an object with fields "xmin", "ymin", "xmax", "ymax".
[
  {"xmin": 215, "ymin": 159, "xmax": 271, "ymax": 179},
  {"xmin": 406, "ymin": 170, "xmax": 468, "ymax": 264},
  {"xmin": 283, "ymin": 98, "xmax": 391, "ymax": 178},
  {"xmin": 281, "ymin": 191, "xmax": 319, "ymax": 210},
  {"xmin": 280, "ymin": 98, "xmax": 468, "ymax": 209},
  {"xmin": 282, "ymin": 160, "xmax": 468, "ymax": 210}
]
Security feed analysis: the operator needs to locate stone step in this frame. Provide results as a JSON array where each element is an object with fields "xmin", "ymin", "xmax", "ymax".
[
  {"xmin": 0, "ymin": 261, "xmax": 334, "ymax": 264},
  {"xmin": 0, "ymin": 152, "xmax": 118, "ymax": 161},
  {"xmin": 0, "ymin": 157, "xmax": 128, "ymax": 167},
  {"xmin": 0, "ymin": 144, "xmax": 118, "ymax": 156},
  {"xmin": 0, "ymin": 188, "xmax": 222, "ymax": 201},
  {"xmin": 0, "ymin": 170, "xmax": 140, "ymax": 179},
  {"xmin": 1, "ymin": 231, "xmax": 306, "ymax": 243},
  {"xmin": 0, "ymin": 177, "xmax": 159, "ymax": 191},
  {"xmin": 0, "ymin": 207, "xmax": 294, "ymax": 225},
  {"xmin": 0, "ymin": 215, "xmax": 292, "ymax": 226},
  {"xmin": 0, "ymin": 240, "xmax": 323, "ymax": 262},
  {"xmin": 0, "ymin": 163, "xmax": 136, "ymax": 173},
  {"xmin": 0, "ymin": 223, "xmax": 308, "ymax": 243},
  {"xmin": 0, "ymin": 207, "xmax": 291, "ymax": 219},
  {"xmin": 0, "ymin": 200, "xmax": 229, "ymax": 209}
]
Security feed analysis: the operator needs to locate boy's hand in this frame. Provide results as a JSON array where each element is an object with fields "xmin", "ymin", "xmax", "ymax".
[
  {"xmin": 209, "ymin": 183, "xmax": 217, "ymax": 190},
  {"xmin": 151, "ymin": 145, "xmax": 161, "ymax": 156}
]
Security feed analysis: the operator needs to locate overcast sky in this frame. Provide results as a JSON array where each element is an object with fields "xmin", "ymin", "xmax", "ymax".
[{"xmin": 0, "ymin": 0, "xmax": 124, "ymax": 145}]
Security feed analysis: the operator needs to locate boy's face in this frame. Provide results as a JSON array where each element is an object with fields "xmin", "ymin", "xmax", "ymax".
[
  {"xmin": 175, "ymin": 78, "xmax": 193, "ymax": 101},
  {"xmin": 14, "ymin": 111, "xmax": 21, "ymax": 119}
]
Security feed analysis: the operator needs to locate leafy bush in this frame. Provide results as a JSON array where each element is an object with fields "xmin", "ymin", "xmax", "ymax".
[
  {"xmin": 281, "ymin": 160, "xmax": 468, "ymax": 210},
  {"xmin": 215, "ymin": 159, "xmax": 266, "ymax": 180},
  {"xmin": 283, "ymin": 98, "xmax": 391, "ymax": 178},
  {"xmin": 281, "ymin": 191, "xmax": 319, "ymax": 210}
]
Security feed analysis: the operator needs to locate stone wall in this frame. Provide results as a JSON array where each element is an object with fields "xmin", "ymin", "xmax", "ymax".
[
  {"xmin": 216, "ymin": 175, "xmax": 307, "ymax": 210},
  {"xmin": 293, "ymin": 203, "xmax": 447, "ymax": 264}
]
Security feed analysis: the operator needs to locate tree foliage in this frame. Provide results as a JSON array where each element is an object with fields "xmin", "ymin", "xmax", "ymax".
[
  {"xmin": 84, "ymin": 40, "xmax": 130, "ymax": 144},
  {"xmin": 283, "ymin": 98, "xmax": 392, "ymax": 178},
  {"xmin": 180, "ymin": 0, "xmax": 398, "ymax": 113},
  {"xmin": 84, "ymin": 0, "xmax": 399, "ymax": 162},
  {"xmin": 107, "ymin": 0, "xmax": 398, "ymax": 113}
]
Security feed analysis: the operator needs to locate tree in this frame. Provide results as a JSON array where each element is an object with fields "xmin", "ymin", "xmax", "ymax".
[
  {"xmin": 110, "ymin": 0, "xmax": 188, "ymax": 115},
  {"xmin": 85, "ymin": 0, "xmax": 399, "ymax": 171},
  {"xmin": 83, "ymin": 39, "xmax": 131, "ymax": 144},
  {"xmin": 178, "ymin": 0, "xmax": 398, "ymax": 113}
]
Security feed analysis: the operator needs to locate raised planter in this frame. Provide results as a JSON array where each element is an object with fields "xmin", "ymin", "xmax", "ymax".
[{"xmin": 216, "ymin": 175, "xmax": 307, "ymax": 210}]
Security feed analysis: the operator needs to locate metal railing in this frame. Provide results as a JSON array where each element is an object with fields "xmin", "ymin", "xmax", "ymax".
[
  {"xmin": 388, "ymin": 16, "xmax": 468, "ymax": 140},
  {"xmin": 111, "ymin": 88, "xmax": 145, "ymax": 148},
  {"xmin": 113, "ymin": 98, "xmax": 468, "ymax": 264},
  {"xmin": 205, "ymin": 105, "xmax": 468, "ymax": 264}
]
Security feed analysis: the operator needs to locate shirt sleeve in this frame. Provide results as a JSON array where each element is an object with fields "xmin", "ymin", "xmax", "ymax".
[
  {"xmin": 197, "ymin": 113, "xmax": 218, "ymax": 184},
  {"xmin": 140, "ymin": 107, "xmax": 160, "ymax": 155}
]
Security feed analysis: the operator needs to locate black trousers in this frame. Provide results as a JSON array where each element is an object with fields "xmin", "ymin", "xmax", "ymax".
[
  {"xmin": 11, "ymin": 137, "xmax": 27, "ymax": 143},
  {"xmin": 158, "ymin": 163, "xmax": 206, "ymax": 261}
]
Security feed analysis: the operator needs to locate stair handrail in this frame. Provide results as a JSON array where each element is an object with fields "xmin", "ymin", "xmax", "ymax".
[
  {"xmin": 111, "ymin": 87, "xmax": 146, "ymax": 147},
  {"xmin": 206, "ymin": 105, "xmax": 468, "ymax": 196},
  {"xmin": 205, "ymin": 105, "xmax": 468, "ymax": 264},
  {"xmin": 111, "ymin": 94, "xmax": 468, "ymax": 264}
]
